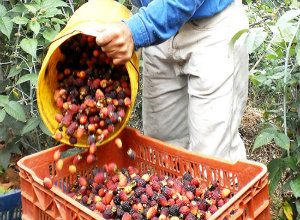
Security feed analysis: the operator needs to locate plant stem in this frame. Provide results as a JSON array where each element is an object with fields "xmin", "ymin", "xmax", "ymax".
[{"xmin": 283, "ymin": 18, "xmax": 300, "ymax": 157}]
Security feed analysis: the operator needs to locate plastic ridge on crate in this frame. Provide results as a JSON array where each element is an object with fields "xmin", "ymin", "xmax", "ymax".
[
  {"xmin": 0, "ymin": 189, "xmax": 22, "ymax": 220},
  {"xmin": 17, "ymin": 126, "xmax": 270, "ymax": 220}
]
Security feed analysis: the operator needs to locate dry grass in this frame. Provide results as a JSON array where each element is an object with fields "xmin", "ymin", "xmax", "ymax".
[{"xmin": 239, "ymin": 102, "xmax": 283, "ymax": 219}]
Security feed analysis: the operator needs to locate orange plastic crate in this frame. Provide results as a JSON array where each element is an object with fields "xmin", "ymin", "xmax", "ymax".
[{"xmin": 17, "ymin": 127, "xmax": 270, "ymax": 220}]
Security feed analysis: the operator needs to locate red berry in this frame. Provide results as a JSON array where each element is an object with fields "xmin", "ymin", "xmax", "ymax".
[
  {"xmin": 68, "ymin": 165, "xmax": 76, "ymax": 174},
  {"xmin": 56, "ymin": 159, "xmax": 64, "ymax": 171},
  {"xmin": 55, "ymin": 132, "xmax": 63, "ymax": 141},
  {"xmin": 55, "ymin": 113, "xmax": 63, "ymax": 123},
  {"xmin": 89, "ymin": 143, "xmax": 97, "ymax": 154},
  {"xmin": 95, "ymin": 202, "xmax": 106, "ymax": 213},
  {"xmin": 179, "ymin": 205, "xmax": 190, "ymax": 217},
  {"xmin": 98, "ymin": 188, "xmax": 106, "ymax": 197},
  {"xmin": 119, "ymin": 190, "xmax": 128, "ymax": 201},
  {"xmin": 146, "ymin": 206, "xmax": 158, "ymax": 219},
  {"xmin": 78, "ymin": 114, "xmax": 86, "ymax": 124},
  {"xmin": 103, "ymin": 191, "xmax": 113, "ymax": 205},
  {"xmin": 53, "ymin": 150, "xmax": 61, "ymax": 161},
  {"xmin": 122, "ymin": 212, "xmax": 132, "ymax": 220},
  {"xmin": 43, "ymin": 177, "xmax": 53, "ymax": 189},
  {"xmin": 217, "ymin": 198, "xmax": 225, "ymax": 207},
  {"xmin": 94, "ymin": 172, "xmax": 105, "ymax": 184},
  {"xmin": 124, "ymin": 97, "xmax": 131, "ymax": 107},
  {"xmin": 79, "ymin": 177, "xmax": 87, "ymax": 187},
  {"xmin": 208, "ymin": 204, "xmax": 218, "ymax": 214},
  {"xmin": 186, "ymin": 191, "xmax": 194, "ymax": 201},
  {"xmin": 76, "ymin": 125, "xmax": 85, "ymax": 139},
  {"xmin": 86, "ymin": 154, "xmax": 96, "ymax": 164}
]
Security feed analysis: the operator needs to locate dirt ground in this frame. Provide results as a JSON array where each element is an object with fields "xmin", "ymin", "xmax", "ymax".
[{"xmin": 239, "ymin": 102, "xmax": 282, "ymax": 219}]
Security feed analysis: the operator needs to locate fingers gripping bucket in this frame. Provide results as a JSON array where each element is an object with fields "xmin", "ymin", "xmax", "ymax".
[{"xmin": 37, "ymin": 0, "xmax": 139, "ymax": 147}]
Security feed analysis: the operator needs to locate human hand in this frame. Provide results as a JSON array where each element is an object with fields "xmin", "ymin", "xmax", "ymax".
[{"xmin": 95, "ymin": 22, "xmax": 134, "ymax": 65}]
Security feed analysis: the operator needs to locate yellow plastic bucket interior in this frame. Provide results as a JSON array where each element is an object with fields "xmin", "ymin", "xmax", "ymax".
[{"xmin": 37, "ymin": 0, "xmax": 139, "ymax": 148}]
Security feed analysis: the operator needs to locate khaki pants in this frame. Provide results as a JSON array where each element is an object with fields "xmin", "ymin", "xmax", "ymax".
[{"xmin": 142, "ymin": 0, "xmax": 249, "ymax": 162}]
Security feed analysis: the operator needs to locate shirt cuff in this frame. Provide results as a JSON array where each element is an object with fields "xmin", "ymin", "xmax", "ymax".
[{"xmin": 124, "ymin": 14, "xmax": 150, "ymax": 50}]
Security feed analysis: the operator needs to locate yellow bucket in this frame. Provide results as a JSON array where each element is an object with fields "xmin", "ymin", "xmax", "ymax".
[{"xmin": 37, "ymin": 0, "xmax": 139, "ymax": 148}]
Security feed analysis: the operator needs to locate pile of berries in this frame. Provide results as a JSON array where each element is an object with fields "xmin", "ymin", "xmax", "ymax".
[
  {"xmin": 53, "ymin": 34, "xmax": 131, "ymax": 145},
  {"xmin": 66, "ymin": 163, "xmax": 233, "ymax": 220}
]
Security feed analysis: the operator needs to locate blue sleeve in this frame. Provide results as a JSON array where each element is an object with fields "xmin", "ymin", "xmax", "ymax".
[{"xmin": 124, "ymin": 0, "xmax": 205, "ymax": 49}]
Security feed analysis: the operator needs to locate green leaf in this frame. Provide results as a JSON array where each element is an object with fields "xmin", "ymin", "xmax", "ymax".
[
  {"xmin": 39, "ymin": 121, "xmax": 52, "ymax": 136},
  {"xmin": 24, "ymin": 3, "xmax": 39, "ymax": 14},
  {"xmin": 274, "ymin": 133, "xmax": 290, "ymax": 151},
  {"xmin": 0, "ymin": 148, "xmax": 12, "ymax": 170},
  {"xmin": 4, "ymin": 101, "xmax": 26, "ymax": 122},
  {"xmin": 0, "ymin": 16, "xmax": 13, "ymax": 39},
  {"xmin": 21, "ymin": 117, "xmax": 40, "ymax": 135},
  {"xmin": 0, "ymin": 5, "xmax": 7, "ymax": 16},
  {"xmin": 283, "ymin": 200, "xmax": 293, "ymax": 220},
  {"xmin": 20, "ymin": 38, "xmax": 38, "ymax": 59},
  {"xmin": 9, "ymin": 4, "xmax": 27, "ymax": 13},
  {"xmin": 246, "ymin": 27, "xmax": 268, "ymax": 54},
  {"xmin": 296, "ymin": 200, "xmax": 300, "ymax": 216},
  {"xmin": 40, "ymin": 0, "xmax": 68, "ymax": 9},
  {"xmin": 267, "ymin": 158, "xmax": 285, "ymax": 194},
  {"xmin": 42, "ymin": 29, "xmax": 58, "ymax": 42},
  {"xmin": 12, "ymin": 16, "xmax": 29, "ymax": 25},
  {"xmin": 8, "ymin": 65, "xmax": 22, "ymax": 78},
  {"xmin": 0, "ymin": 109, "xmax": 6, "ymax": 122},
  {"xmin": 29, "ymin": 20, "xmax": 40, "ymax": 36},
  {"xmin": 0, "ymin": 127, "xmax": 8, "ymax": 142},
  {"xmin": 16, "ymin": 73, "xmax": 38, "ymax": 86},
  {"xmin": 253, "ymin": 132, "xmax": 275, "ymax": 150},
  {"xmin": 290, "ymin": 176, "xmax": 300, "ymax": 198},
  {"xmin": 277, "ymin": 9, "xmax": 300, "ymax": 26},
  {"xmin": 229, "ymin": 29, "xmax": 249, "ymax": 50},
  {"xmin": 282, "ymin": 156, "xmax": 298, "ymax": 172},
  {"xmin": 0, "ymin": 95, "xmax": 9, "ymax": 107},
  {"xmin": 51, "ymin": 17, "xmax": 65, "ymax": 25}
]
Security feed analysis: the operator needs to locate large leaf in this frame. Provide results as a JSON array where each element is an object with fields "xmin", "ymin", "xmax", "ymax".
[
  {"xmin": 274, "ymin": 133, "xmax": 290, "ymax": 151},
  {"xmin": 42, "ymin": 29, "xmax": 58, "ymax": 42},
  {"xmin": 277, "ymin": 9, "xmax": 300, "ymax": 26},
  {"xmin": 8, "ymin": 65, "xmax": 22, "ymax": 78},
  {"xmin": 268, "ymin": 158, "xmax": 285, "ymax": 194},
  {"xmin": 0, "ymin": 16, "xmax": 13, "ymax": 39},
  {"xmin": 9, "ymin": 4, "xmax": 27, "ymax": 13},
  {"xmin": 12, "ymin": 16, "xmax": 29, "ymax": 25},
  {"xmin": 253, "ymin": 132, "xmax": 274, "ymax": 150},
  {"xmin": 21, "ymin": 117, "xmax": 40, "ymax": 135},
  {"xmin": 20, "ymin": 38, "xmax": 38, "ymax": 59},
  {"xmin": 4, "ymin": 101, "xmax": 26, "ymax": 122},
  {"xmin": 29, "ymin": 20, "xmax": 40, "ymax": 36},
  {"xmin": 0, "ymin": 5, "xmax": 7, "ymax": 16},
  {"xmin": 0, "ymin": 95, "xmax": 9, "ymax": 107},
  {"xmin": 0, "ymin": 109, "xmax": 6, "ymax": 123},
  {"xmin": 40, "ymin": 0, "xmax": 68, "ymax": 9},
  {"xmin": 246, "ymin": 27, "xmax": 268, "ymax": 54},
  {"xmin": 283, "ymin": 200, "xmax": 293, "ymax": 220},
  {"xmin": 39, "ymin": 121, "xmax": 52, "ymax": 136},
  {"xmin": 16, "ymin": 73, "xmax": 38, "ymax": 86},
  {"xmin": 290, "ymin": 176, "xmax": 300, "ymax": 198},
  {"xmin": 24, "ymin": 3, "xmax": 39, "ymax": 14}
]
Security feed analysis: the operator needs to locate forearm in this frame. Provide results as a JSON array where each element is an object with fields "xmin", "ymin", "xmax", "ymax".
[{"xmin": 124, "ymin": 0, "xmax": 204, "ymax": 49}]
